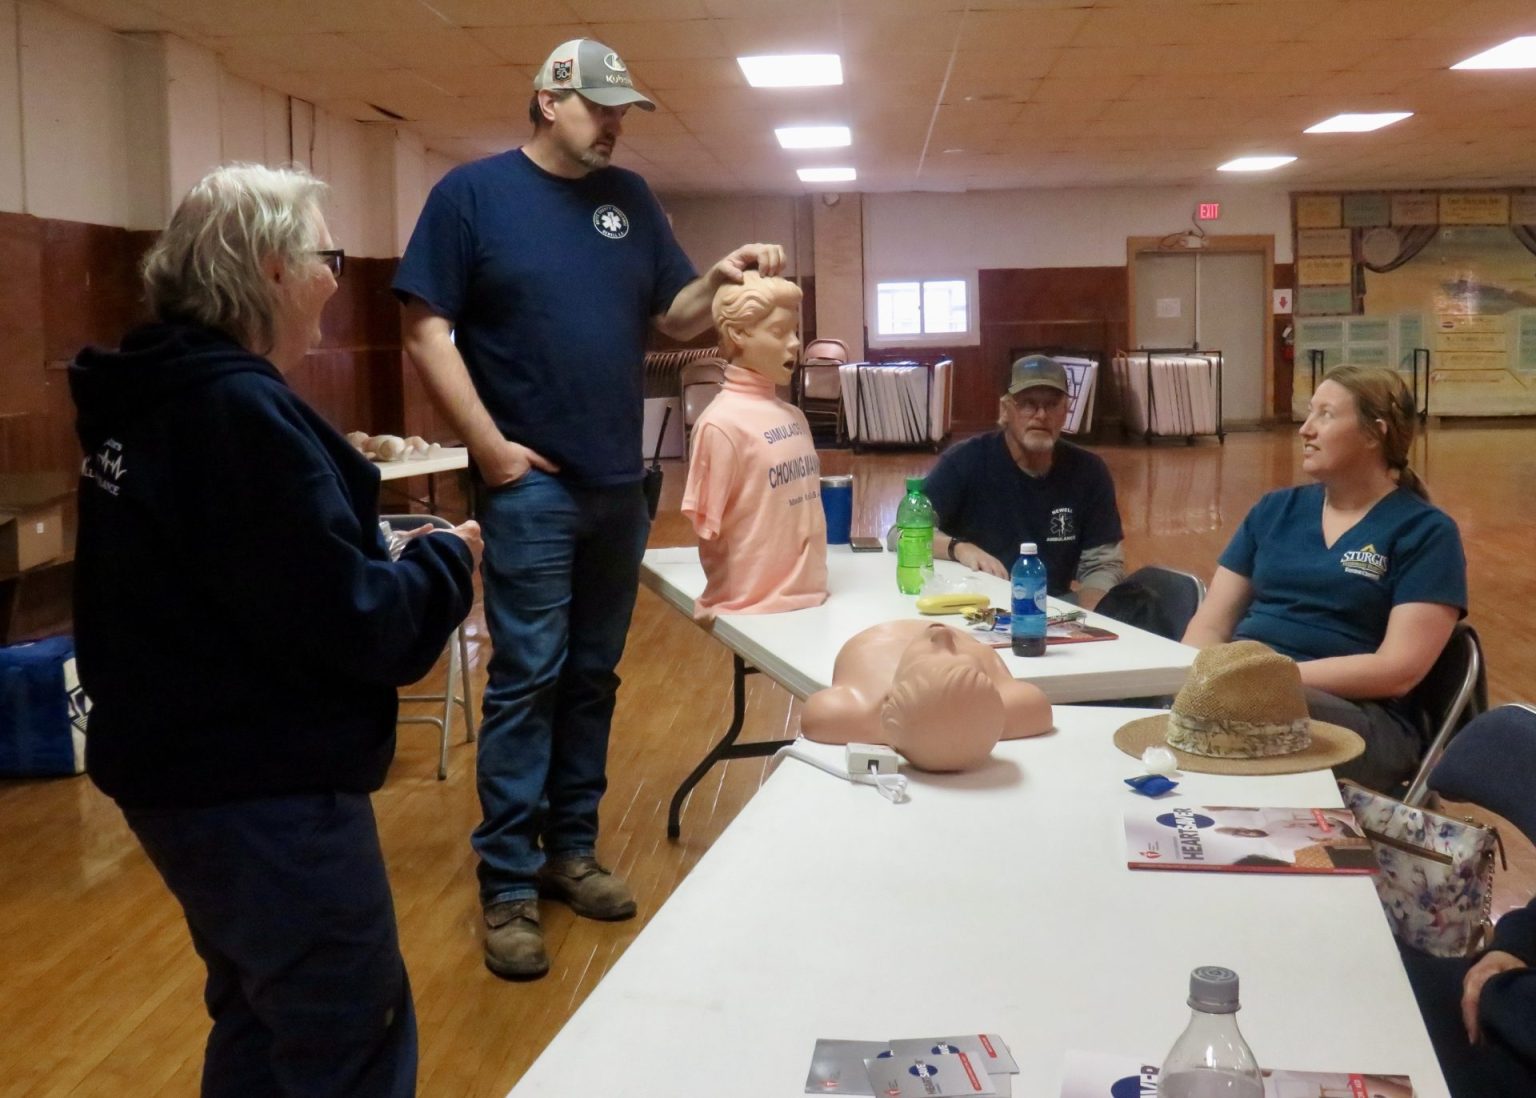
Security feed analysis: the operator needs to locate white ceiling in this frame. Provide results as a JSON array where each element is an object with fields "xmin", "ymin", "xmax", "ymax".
[{"xmin": 50, "ymin": 0, "xmax": 1536, "ymax": 195}]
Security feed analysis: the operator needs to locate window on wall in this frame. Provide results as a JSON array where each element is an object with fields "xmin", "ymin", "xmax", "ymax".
[{"xmin": 875, "ymin": 278, "xmax": 969, "ymax": 337}]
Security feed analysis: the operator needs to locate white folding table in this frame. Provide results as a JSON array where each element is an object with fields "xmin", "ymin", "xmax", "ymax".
[
  {"xmin": 373, "ymin": 446, "xmax": 469, "ymax": 513},
  {"xmin": 508, "ymin": 706, "xmax": 1450, "ymax": 1097},
  {"xmin": 641, "ymin": 545, "xmax": 1198, "ymax": 835}
]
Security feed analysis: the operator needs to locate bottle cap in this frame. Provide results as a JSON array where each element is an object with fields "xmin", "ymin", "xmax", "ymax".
[
  {"xmin": 1187, "ymin": 966, "xmax": 1241, "ymax": 1013},
  {"xmin": 906, "ymin": 477, "xmax": 925, "ymax": 491},
  {"xmin": 1020, "ymin": 541, "xmax": 1037, "ymax": 554}
]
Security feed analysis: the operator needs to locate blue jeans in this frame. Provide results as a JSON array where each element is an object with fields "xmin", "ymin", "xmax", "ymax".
[
  {"xmin": 473, "ymin": 470, "xmax": 649, "ymax": 906},
  {"xmin": 125, "ymin": 793, "xmax": 416, "ymax": 1098}
]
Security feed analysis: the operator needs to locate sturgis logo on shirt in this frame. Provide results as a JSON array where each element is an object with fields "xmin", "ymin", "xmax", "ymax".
[
  {"xmin": 1047, "ymin": 506, "xmax": 1076, "ymax": 542},
  {"xmin": 1340, "ymin": 543, "xmax": 1388, "ymax": 580}
]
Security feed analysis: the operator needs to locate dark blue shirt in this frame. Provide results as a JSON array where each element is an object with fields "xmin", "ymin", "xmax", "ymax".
[
  {"xmin": 1220, "ymin": 483, "xmax": 1467, "ymax": 662},
  {"xmin": 392, "ymin": 150, "xmax": 697, "ymax": 485},
  {"xmin": 922, "ymin": 431, "xmax": 1123, "ymax": 596}
]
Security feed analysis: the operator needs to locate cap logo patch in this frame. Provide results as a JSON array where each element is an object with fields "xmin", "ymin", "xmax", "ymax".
[
  {"xmin": 594, "ymin": 204, "xmax": 630, "ymax": 239},
  {"xmin": 552, "ymin": 58, "xmax": 573, "ymax": 82},
  {"xmin": 603, "ymin": 52, "xmax": 626, "ymax": 72}
]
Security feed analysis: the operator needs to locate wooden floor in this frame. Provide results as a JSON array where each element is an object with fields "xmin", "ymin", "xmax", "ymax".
[{"xmin": 2, "ymin": 421, "xmax": 1533, "ymax": 1096}]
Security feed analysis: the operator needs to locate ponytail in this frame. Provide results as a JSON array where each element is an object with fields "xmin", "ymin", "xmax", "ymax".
[{"xmin": 1394, "ymin": 463, "xmax": 1429, "ymax": 501}]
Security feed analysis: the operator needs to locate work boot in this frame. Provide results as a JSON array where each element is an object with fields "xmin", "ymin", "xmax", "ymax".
[
  {"xmin": 536, "ymin": 855, "xmax": 637, "ymax": 920},
  {"xmin": 483, "ymin": 898, "xmax": 548, "ymax": 980}
]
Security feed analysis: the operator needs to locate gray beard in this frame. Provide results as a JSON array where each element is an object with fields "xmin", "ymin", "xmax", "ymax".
[{"xmin": 578, "ymin": 147, "xmax": 612, "ymax": 170}]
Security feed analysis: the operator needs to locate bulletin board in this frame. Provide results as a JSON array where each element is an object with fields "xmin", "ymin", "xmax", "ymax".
[{"xmin": 1290, "ymin": 189, "xmax": 1536, "ymax": 418}]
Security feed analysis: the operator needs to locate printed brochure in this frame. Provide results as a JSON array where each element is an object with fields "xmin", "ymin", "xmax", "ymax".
[{"xmin": 1125, "ymin": 806, "xmax": 1378, "ymax": 874}]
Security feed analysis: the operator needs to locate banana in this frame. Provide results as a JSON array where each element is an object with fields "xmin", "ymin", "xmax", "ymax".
[{"xmin": 914, "ymin": 593, "xmax": 991, "ymax": 615}]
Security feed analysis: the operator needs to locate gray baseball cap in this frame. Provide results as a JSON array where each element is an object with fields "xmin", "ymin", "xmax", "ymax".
[
  {"xmin": 1006, "ymin": 354, "xmax": 1069, "ymax": 396},
  {"xmin": 533, "ymin": 39, "xmax": 656, "ymax": 111}
]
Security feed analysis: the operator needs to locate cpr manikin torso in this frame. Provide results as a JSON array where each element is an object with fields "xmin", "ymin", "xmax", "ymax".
[
  {"xmin": 802, "ymin": 621, "xmax": 1052, "ymax": 771},
  {"xmin": 682, "ymin": 273, "xmax": 828, "ymax": 621}
]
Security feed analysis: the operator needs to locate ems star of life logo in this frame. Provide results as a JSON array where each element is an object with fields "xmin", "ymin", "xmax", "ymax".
[
  {"xmin": 1340, "ymin": 542, "xmax": 1388, "ymax": 580},
  {"xmin": 593, "ymin": 204, "xmax": 630, "ymax": 239},
  {"xmin": 1047, "ymin": 506, "xmax": 1076, "ymax": 542}
]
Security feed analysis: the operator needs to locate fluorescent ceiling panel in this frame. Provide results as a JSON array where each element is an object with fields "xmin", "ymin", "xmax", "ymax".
[
  {"xmin": 1217, "ymin": 155, "xmax": 1297, "ymax": 172},
  {"xmin": 797, "ymin": 167, "xmax": 857, "ymax": 182},
  {"xmin": 737, "ymin": 54, "xmax": 843, "ymax": 88},
  {"xmin": 776, "ymin": 125, "xmax": 852, "ymax": 149},
  {"xmin": 1452, "ymin": 36, "xmax": 1536, "ymax": 70},
  {"xmin": 1305, "ymin": 112, "xmax": 1412, "ymax": 133}
]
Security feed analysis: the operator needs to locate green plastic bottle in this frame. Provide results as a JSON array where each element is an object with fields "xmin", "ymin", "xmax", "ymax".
[{"xmin": 895, "ymin": 476, "xmax": 935, "ymax": 595}]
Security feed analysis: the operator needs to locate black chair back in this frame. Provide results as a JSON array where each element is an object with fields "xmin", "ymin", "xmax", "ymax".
[{"xmin": 1095, "ymin": 565, "xmax": 1206, "ymax": 641}]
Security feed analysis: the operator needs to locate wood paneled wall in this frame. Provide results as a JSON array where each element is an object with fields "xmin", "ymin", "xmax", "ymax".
[
  {"xmin": 0, "ymin": 214, "xmax": 409, "ymax": 479},
  {"xmin": 0, "ymin": 213, "xmax": 155, "ymax": 475}
]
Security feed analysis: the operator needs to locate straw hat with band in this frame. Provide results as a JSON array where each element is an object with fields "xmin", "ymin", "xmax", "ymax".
[{"xmin": 1114, "ymin": 640, "xmax": 1364, "ymax": 775}]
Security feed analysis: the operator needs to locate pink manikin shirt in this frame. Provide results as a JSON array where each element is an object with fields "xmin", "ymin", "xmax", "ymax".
[{"xmin": 682, "ymin": 365, "xmax": 829, "ymax": 621}]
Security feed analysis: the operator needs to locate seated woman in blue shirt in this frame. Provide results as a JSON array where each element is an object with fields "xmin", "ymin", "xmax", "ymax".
[{"xmin": 1183, "ymin": 365, "xmax": 1467, "ymax": 791}]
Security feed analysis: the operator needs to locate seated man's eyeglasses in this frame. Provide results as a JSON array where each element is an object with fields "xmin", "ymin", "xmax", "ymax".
[
  {"xmin": 314, "ymin": 249, "xmax": 346, "ymax": 277},
  {"xmin": 1010, "ymin": 392, "xmax": 1065, "ymax": 416}
]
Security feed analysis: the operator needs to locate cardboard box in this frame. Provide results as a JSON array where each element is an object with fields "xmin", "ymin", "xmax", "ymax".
[{"xmin": 0, "ymin": 473, "xmax": 73, "ymax": 574}]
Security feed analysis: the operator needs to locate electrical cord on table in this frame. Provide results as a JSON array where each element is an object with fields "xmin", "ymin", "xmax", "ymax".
[{"xmin": 773, "ymin": 745, "xmax": 909, "ymax": 803}]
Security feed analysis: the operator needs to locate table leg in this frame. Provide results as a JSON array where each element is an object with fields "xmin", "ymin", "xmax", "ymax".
[{"xmin": 667, "ymin": 654, "xmax": 794, "ymax": 840}]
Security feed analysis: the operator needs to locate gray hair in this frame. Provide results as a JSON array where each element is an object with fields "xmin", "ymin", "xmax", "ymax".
[{"xmin": 141, "ymin": 163, "xmax": 328, "ymax": 354}]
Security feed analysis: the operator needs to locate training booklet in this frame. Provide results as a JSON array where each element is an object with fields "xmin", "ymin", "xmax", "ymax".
[
  {"xmin": 1059, "ymin": 1050, "xmax": 1413, "ymax": 1096},
  {"xmin": 972, "ymin": 616, "xmax": 1118, "ymax": 648},
  {"xmin": 1124, "ymin": 805, "xmax": 1378, "ymax": 874}
]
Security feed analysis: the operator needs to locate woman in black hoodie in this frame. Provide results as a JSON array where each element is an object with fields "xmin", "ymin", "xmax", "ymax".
[{"xmin": 70, "ymin": 164, "xmax": 480, "ymax": 1098}]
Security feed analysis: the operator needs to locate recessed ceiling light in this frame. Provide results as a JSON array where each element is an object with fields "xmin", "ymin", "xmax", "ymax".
[
  {"xmin": 1218, "ymin": 155, "xmax": 1297, "ymax": 172},
  {"xmin": 775, "ymin": 125, "xmax": 851, "ymax": 149},
  {"xmin": 1452, "ymin": 36, "xmax": 1536, "ymax": 69},
  {"xmin": 1305, "ymin": 112, "xmax": 1413, "ymax": 133},
  {"xmin": 737, "ymin": 54, "xmax": 843, "ymax": 88},
  {"xmin": 797, "ymin": 167, "xmax": 856, "ymax": 183}
]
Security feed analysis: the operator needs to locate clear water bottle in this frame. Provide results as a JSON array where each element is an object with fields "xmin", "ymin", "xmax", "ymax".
[
  {"xmin": 895, "ymin": 477, "xmax": 935, "ymax": 595},
  {"xmin": 1158, "ymin": 966, "xmax": 1263, "ymax": 1098},
  {"xmin": 1010, "ymin": 542, "xmax": 1047, "ymax": 657}
]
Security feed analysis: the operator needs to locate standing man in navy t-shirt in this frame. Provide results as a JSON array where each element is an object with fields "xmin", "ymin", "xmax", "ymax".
[
  {"xmin": 921, "ymin": 355, "xmax": 1125, "ymax": 609},
  {"xmin": 393, "ymin": 38, "xmax": 784, "ymax": 981}
]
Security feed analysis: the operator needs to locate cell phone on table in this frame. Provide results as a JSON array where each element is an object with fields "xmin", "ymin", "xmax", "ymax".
[{"xmin": 849, "ymin": 536, "xmax": 883, "ymax": 552}]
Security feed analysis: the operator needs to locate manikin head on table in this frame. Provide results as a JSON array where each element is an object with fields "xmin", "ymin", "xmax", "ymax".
[
  {"xmin": 712, "ymin": 272, "xmax": 803, "ymax": 386},
  {"xmin": 802, "ymin": 620, "xmax": 1052, "ymax": 771}
]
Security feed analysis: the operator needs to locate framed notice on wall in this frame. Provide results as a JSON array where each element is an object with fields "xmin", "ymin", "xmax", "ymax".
[
  {"xmin": 1296, "ymin": 228, "xmax": 1353, "ymax": 257},
  {"xmin": 1390, "ymin": 194, "xmax": 1439, "ymax": 226},
  {"xmin": 1439, "ymin": 193, "xmax": 1510, "ymax": 225},
  {"xmin": 1295, "ymin": 195, "xmax": 1342, "ymax": 229},
  {"xmin": 1298, "ymin": 257, "xmax": 1353, "ymax": 285}
]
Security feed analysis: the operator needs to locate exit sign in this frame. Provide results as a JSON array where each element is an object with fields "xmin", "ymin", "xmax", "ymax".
[{"xmin": 1198, "ymin": 202, "xmax": 1221, "ymax": 220}]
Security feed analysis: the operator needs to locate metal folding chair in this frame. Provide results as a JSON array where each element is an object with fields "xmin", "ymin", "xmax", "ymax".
[
  {"xmin": 1402, "ymin": 621, "xmax": 1486, "ymax": 806},
  {"xmin": 380, "ymin": 514, "xmax": 477, "ymax": 780}
]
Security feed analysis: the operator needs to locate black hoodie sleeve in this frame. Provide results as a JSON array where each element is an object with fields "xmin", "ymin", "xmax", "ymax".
[{"xmin": 177, "ymin": 375, "xmax": 474, "ymax": 687}]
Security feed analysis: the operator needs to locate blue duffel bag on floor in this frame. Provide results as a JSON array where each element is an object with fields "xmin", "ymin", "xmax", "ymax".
[{"xmin": 0, "ymin": 635, "xmax": 88, "ymax": 777}]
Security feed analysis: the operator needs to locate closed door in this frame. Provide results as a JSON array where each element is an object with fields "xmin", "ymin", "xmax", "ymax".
[
  {"xmin": 1133, "ymin": 250, "xmax": 1267, "ymax": 424},
  {"xmin": 1133, "ymin": 253, "xmax": 1197, "ymax": 349},
  {"xmin": 1198, "ymin": 251, "xmax": 1266, "ymax": 425}
]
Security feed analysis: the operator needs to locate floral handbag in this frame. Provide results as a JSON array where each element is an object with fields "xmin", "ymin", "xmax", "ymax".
[{"xmin": 1340, "ymin": 779, "xmax": 1504, "ymax": 958}]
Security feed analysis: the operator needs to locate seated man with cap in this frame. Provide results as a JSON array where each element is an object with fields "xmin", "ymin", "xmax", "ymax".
[{"xmin": 918, "ymin": 354, "xmax": 1124, "ymax": 610}]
